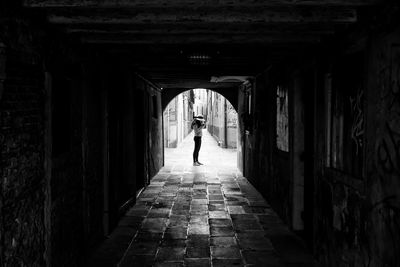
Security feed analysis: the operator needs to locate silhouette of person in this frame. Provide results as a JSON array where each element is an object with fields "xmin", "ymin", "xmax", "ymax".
[{"xmin": 191, "ymin": 114, "xmax": 206, "ymax": 166}]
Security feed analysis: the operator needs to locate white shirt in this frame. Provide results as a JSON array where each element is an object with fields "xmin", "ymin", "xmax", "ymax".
[{"xmin": 193, "ymin": 121, "xmax": 205, "ymax": 137}]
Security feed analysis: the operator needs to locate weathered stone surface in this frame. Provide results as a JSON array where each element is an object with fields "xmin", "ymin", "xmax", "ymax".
[
  {"xmin": 210, "ymin": 237, "xmax": 237, "ymax": 247},
  {"xmin": 212, "ymin": 258, "xmax": 244, "ymax": 266},
  {"xmin": 1, "ymin": 30, "xmax": 46, "ymax": 267},
  {"xmin": 185, "ymin": 258, "xmax": 211, "ymax": 267},
  {"xmin": 87, "ymin": 132, "xmax": 313, "ymax": 266},
  {"xmin": 156, "ymin": 247, "xmax": 185, "ymax": 262},
  {"xmin": 242, "ymin": 250, "xmax": 282, "ymax": 266},
  {"xmin": 211, "ymin": 247, "xmax": 241, "ymax": 259},
  {"xmin": 186, "ymin": 246, "xmax": 210, "ymax": 258}
]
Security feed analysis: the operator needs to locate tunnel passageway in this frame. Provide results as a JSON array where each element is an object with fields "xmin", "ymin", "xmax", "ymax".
[
  {"xmin": 88, "ymin": 131, "xmax": 313, "ymax": 267},
  {"xmin": 2, "ymin": 1, "xmax": 400, "ymax": 266},
  {"xmin": 164, "ymin": 129, "xmax": 236, "ymax": 169}
]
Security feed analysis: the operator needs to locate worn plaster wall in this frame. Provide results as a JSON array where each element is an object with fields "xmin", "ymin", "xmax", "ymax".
[
  {"xmin": 132, "ymin": 76, "xmax": 163, "ymax": 186},
  {"xmin": 144, "ymin": 80, "xmax": 163, "ymax": 179},
  {"xmin": 303, "ymin": 23, "xmax": 400, "ymax": 267},
  {"xmin": 207, "ymin": 91, "xmax": 238, "ymax": 149},
  {"xmin": 239, "ymin": 70, "xmax": 293, "ymax": 226},
  {"xmin": 164, "ymin": 96, "xmax": 181, "ymax": 148},
  {"xmin": 364, "ymin": 27, "xmax": 400, "ymax": 267},
  {"xmin": 0, "ymin": 17, "xmax": 46, "ymax": 266},
  {"xmin": 0, "ymin": 12, "xmax": 107, "ymax": 266},
  {"xmin": 311, "ymin": 32, "xmax": 390, "ymax": 267},
  {"xmin": 82, "ymin": 62, "xmax": 107, "ymax": 250},
  {"xmin": 49, "ymin": 63, "xmax": 86, "ymax": 266},
  {"xmin": 0, "ymin": 44, "xmax": 45, "ymax": 267}
]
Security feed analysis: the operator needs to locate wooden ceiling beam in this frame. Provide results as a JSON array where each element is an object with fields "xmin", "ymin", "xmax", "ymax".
[
  {"xmin": 65, "ymin": 22, "xmax": 337, "ymax": 33},
  {"xmin": 66, "ymin": 27, "xmax": 335, "ymax": 35},
  {"xmin": 23, "ymin": 0, "xmax": 382, "ymax": 8},
  {"xmin": 80, "ymin": 33, "xmax": 321, "ymax": 44},
  {"xmin": 47, "ymin": 8, "xmax": 357, "ymax": 25}
]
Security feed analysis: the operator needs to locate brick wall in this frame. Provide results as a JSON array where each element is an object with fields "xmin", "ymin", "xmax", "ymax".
[
  {"xmin": 0, "ymin": 46, "xmax": 46, "ymax": 266},
  {"xmin": 363, "ymin": 27, "xmax": 400, "ymax": 267}
]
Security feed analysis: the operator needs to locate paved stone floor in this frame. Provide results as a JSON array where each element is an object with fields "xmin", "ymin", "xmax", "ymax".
[{"xmin": 88, "ymin": 131, "xmax": 314, "ymax": 267}]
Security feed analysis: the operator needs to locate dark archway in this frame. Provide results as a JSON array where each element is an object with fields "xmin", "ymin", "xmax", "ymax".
[
  {"xmin": 163, "ymin": 88, "xmax": 240, "ymax": 157},
  {"xmin": 162, "ymin": 87, "xmax": 239, "ymax": 112}
]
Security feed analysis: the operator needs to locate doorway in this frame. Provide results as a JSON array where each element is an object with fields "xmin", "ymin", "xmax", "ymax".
[{"xmin": 163, "ymin": 89, "xmax": 239, "ymax": 168}]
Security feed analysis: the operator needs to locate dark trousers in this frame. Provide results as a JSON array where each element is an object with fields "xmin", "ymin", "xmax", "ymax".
[{"xmin": 193, "ymin": 136, "xmax": 202, "ymax": 162}]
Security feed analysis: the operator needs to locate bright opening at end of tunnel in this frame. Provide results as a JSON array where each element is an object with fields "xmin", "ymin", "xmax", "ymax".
[{"xmin": 163, "ymin": 89, "xmax": 238, "ymax": 169}]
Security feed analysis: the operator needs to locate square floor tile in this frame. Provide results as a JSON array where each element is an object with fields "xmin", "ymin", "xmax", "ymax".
[
  {"xmin": 160, "ymin": 239, "xmax": 186, "ymax": 247},
  {"xmin": 188, "ymin": 225, "xmax": 210, "ymax": 235},
  {"xmin": 209, "ymin": 211, "xmax": 229, "ymax": 219},
  {"xmin": 164, "ymin": 227, "xmax": 188, "ymax": 239},
  {"xmin": 135, "ymin": 231, "xmax": 163, "ymax": 241},
  {"xmin": 141, "ymin": 218, "xmax": 168, "ymax": 233},
  {"xmin": 186, "ymin": 235, "xmax": 209, "ymax": 247},
  {"xmin": 210, "ymin": 226, "xmax": 235, "ymax": 237},
  {"xmin": 154, "ymin": 261, "xmax": 184, "ymax": 267},
  {"xmin": 211, "ymin": 247, "xmax": 241, "ymax": 259},
  {"xmin": 148, "ymin": 208, "xmax": 171, "ymax": 218},
  {"xmin": 190, "ymin": 216, "xmax": 209, "ymax": 225},
  {"xmin": 209, "ymin": 204, "xmax": 226, "ymax": 211},
  {"xmin": 210, "ymin": 237, "xmax": 237, "ymax": 247},
  {"xmin": 186, "ymin": 246, "xmax": 210, "ymax": 258},
  {"xmin": 190, "ymin": 210, "xmax": 208, "ymax": 216},
  {"xmin": 192, "ymin": 199, "xmax": 208, "ymax": 205},
  {"xmin": 185, "ymin": 258, "xmax": 211, "ymax": 267},
  {"xmin": 190, "ymin": 204, "xmax": 208, "ymax": 211},
  {"xmin": 168, "ymin": 215, "xmax": 190, "ymax": 228},
  {"xmin": 126, "ymin": 241, "xmax": 159, "ymax": 255},
  {"xmin": 209, "ymin": 219, "xmax": 232, "ymax": 227},
  {"xmin": 209, "ymin": 200, "xmax": 225, "ymax": 205},
  {"xmin": 227, "ymin": 206, "xmax": 246, "ymax": 214},
  {"xmin": 209, "ymin": 194, "xmax": 224, "ymax": 201},
  {"xmin": 211, "ymin": 258, "xmax": 243, "ymax": 267},
  {"xmin": 232, "ymin": 219, "xmax": 262, "ymax": 231},
  {"xmin": 156, "ymin": 247, "xmax": 185, "ymax": 262}
]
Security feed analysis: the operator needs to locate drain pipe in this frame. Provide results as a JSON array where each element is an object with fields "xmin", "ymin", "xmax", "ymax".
[{"xmin": 224, "ymin": 98, "xmax": 228, "ymax": 148}]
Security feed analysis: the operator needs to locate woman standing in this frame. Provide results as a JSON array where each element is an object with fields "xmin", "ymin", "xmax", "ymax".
[{"xmin": 191, "ymin": 115, "xmax": 206, "ymax": 166}]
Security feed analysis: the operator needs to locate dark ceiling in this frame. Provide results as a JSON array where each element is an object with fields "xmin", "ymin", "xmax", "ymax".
[{"xmin": 23, "ymin": 0, "xmax": 384, "ymax": 90}]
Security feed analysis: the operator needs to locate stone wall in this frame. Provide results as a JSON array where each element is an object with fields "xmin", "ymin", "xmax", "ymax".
[
  {"xmin": 0, "ymin": 24, "xmax": 46, "ymax": 266},
  {"xmin": 364, "ymin": 27, "xmax": 400, "ymax": 267},
  {"xmin": 310, "ymin": 24, "xmax": 400, "ymax": 267},
  {"xmin": 207, "ymin": 91, "xmax": 238, "ymax": 149},
  {"xmin": 136, "ymin": 77, "xmax": 163, "ymax": 180},
  {"xmin": 241, "ymin": 22, "xmax": 400, "ymax": 267},
  {"xmin": 0, "ymin": 18, "xmax": 166, "ymax": 265},
  {"xmin": 240, "ymin": 70, "xmax": 293, "ymax": 225}
]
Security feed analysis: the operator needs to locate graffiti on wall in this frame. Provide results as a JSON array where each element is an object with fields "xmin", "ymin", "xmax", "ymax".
[
  {"xmin": 276, "ymin": 86, "xmax": 289, "ymax": 152},
  {"xmin": 227, "ymin": 104, "xmax": 237, "ymax": 129},
  {"xmin": 350, "ymin": 89, "xmax": 364, "ymax": 155},
  {"xmin": 371, "ymin": 45, "xmax": 400, "ymax": 265},
  {"xmin": 390, "ymin": 45, "xmax": 400, "ymax": 115},
  {"xmin": 376, "ymin": 45, "xmax": 400, "ymax": 178},
  {"xmin": 376, "ymin": 122, "xmax": 400, "ymax": 176}
]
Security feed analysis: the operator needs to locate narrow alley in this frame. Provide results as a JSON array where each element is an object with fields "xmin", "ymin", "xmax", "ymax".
[
  {"xmin": 89, "ymin": 131, "xmax": 312, "ymax": 267},
  {"xmin": 2, "ymin": 1, "xmax": 400, "ymax": 266}
]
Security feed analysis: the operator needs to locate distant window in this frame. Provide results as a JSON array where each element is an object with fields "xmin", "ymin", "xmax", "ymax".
[
  {"xmin": 326, "ymin": 52, "xmax": 364, "ymax": 178},
  {"xmin": 152, "ymin": 95, "xmax": 158, "ymax": 119},
  {"xmin": 241, "ymin": 81, "xmax": 253, "ymax": 133},
  {"xmin": 276, "ymin": 85, "xmax": 289, "ymax": 152}
]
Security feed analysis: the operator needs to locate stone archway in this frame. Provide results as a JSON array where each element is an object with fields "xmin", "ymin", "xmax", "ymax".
[{"xmin": 162, "ymin": 87, "xmax": 239, "ymax": 112}]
